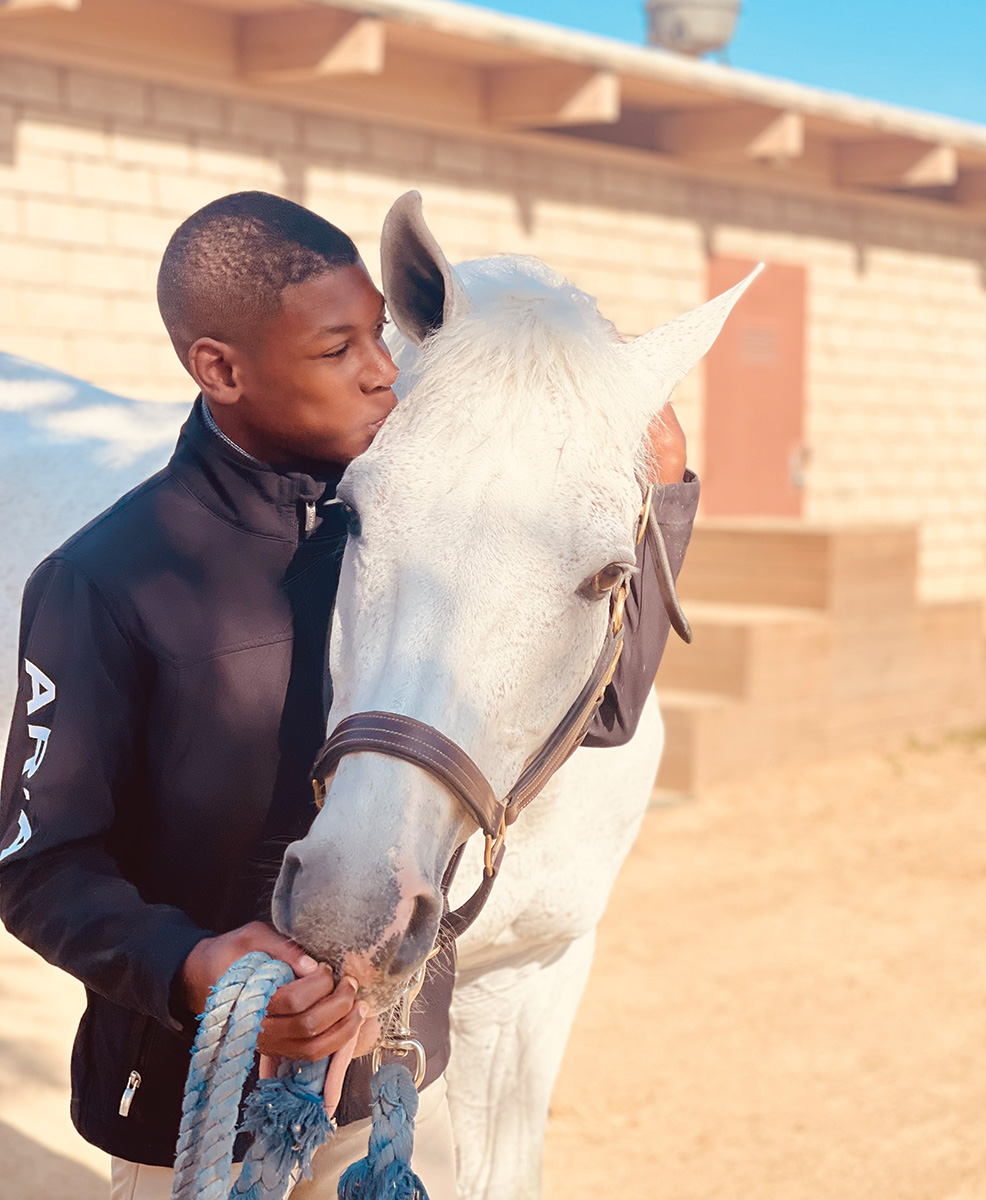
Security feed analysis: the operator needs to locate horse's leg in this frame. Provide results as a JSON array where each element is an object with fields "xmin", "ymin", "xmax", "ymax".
[{"xmin": 447, "ymin": 929, "xmax": 596, "ymax": 1200}]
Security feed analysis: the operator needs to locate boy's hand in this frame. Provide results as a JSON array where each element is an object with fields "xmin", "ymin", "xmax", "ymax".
[
  {"xmin": 180, "ymin": 921, "xmax": 367, "ymax": 1061},
  {"xmin": 647, "ymin": 402, "xmax": 687, "ymax": 485},
  {"xmin": 259, "ymin": 964, "xmax": 366, "ymax": 1062}
]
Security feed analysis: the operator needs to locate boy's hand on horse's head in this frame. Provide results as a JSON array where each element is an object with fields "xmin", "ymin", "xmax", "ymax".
[
  {"xmin": 180, "ymin": 921, "xmax": 368, "ymax": 1061},
  {"xmin": 647, "ymin": 402, "xmax": 687, "ymax": 485},
  {"xmin": 258, "ymin": 963, "xmax": 368, "ymax": 1062},
  {"xmin": 179, "ymin": 919, "xmax": 321, "ymax": 1024}
]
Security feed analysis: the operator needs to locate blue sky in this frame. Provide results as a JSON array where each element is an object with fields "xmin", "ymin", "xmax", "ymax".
[{"xmin": 468, "ymin": 0, "xmax": 986, "ymax": 126}]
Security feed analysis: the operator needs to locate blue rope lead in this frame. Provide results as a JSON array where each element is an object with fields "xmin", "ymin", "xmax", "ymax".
[
  {"xmin": 233, "ymin": 1057, "xmax": 332, "ymax": 1199},
  {"xmin": 338, "ymin": 1063, "xmax": 431, "ymax": 1200},
  {"xmin": 170, "ymin": 953, "xmax": 331, "ymax": 1200},
  {"xmin": 170, "ymin": 953, "xmax": 429, "ymax": 1200}
]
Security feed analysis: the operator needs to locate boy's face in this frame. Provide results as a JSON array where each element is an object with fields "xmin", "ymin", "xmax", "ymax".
[{"xmin": 196, "ymin": 262, "xmax": 399, "ymax": 467}]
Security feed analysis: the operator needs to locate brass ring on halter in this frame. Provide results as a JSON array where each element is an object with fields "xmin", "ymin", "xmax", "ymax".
[
  {"xmin": 483, "ymin": 810, "xmax": 507, "ymax": 877},
  {"xmin": 636, "ymin": 484, "xmax": 654, "ymax": 546},
  {"xmin": 611, "ymin": 583, "xmax": 628, "ymax": 636}
]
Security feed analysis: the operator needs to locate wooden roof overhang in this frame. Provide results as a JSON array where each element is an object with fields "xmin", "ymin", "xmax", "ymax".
[{"xmin": 3, "ymin": 0, "xmax": 986, "ymax": 222}]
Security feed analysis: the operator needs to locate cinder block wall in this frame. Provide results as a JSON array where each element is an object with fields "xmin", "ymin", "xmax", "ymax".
[{"xmin": 2, "ymin": 54, "xmax": 985, "ymax": 603}]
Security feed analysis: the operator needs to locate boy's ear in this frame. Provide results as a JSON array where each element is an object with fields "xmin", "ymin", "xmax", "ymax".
[
  {"xmin": 381, "ymin": 191, "xmax": 471, "ymax": 345},
  {"xmin": 187, "ymin": 337, "xmax": 241, "ymax": 406}
]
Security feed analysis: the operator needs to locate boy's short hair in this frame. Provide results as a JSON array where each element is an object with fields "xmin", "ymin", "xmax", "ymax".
[{"xmin": 157, "ymin": 191, "xmax": 359, "ymax": 360}]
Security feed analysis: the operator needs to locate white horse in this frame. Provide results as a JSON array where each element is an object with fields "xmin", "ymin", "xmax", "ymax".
[{"xmin": 275, "ymin": 193, "xmax": 757, "ymax": 1199}]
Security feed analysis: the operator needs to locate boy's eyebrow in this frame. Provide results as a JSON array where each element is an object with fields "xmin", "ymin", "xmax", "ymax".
[{"xmin": 314, "ymin": 303, "xmax": 387, "ymax": 340}]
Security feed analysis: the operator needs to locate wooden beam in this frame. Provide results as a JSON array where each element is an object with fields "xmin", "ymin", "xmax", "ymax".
[
  {"xmin": 836, "ymin": 137, "xmax": 957, "ymax": 189},
  {"xmin": 955, "ymin": 167, "xmax": 986, "ymax": 210},
  {"xmin": 486, "ymin": 63, "xmax": 620, "ymax": 128},
  {"xmin": 656, "ymin": 105, "xmax": 804, "ymax": 164},
  {"xmin": 0, "ymin": 0, "xmax": 79, "ymax": 12},
  {"xmin": 238, "ymin": 10, "xmax": 385, "ymax": 83}
]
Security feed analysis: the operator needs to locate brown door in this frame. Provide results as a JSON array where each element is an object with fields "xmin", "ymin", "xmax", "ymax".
[{"xmin": 703, "ymin": 256, "xmax": 807, "ymax": 517}]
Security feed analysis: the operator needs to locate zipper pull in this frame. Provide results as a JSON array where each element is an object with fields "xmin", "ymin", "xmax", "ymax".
[
  {"xmin": 304, "ymin": 500, "xmax": 317, "ymax": 536},
  {"xmin": 119, "ymin": 1070, "xmax": 141, "ymax": 1117}
]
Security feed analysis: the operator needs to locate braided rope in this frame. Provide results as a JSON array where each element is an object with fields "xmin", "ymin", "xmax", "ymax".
[
  {"xmin": 169, "ymin": 953, "xmax": 428, "ymax": 1200},
  {"xmin": 170, "ymin": 952, "xmax": 328, "ymax": 1200},
  {"xmin": 338, "ymin": 1064, "xmax": 430, "ymax": 1200}
]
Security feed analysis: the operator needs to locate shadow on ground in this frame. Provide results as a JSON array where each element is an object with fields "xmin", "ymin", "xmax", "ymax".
[{"xmin": 0, "ymin": 1120, "xmax": 107, "ymax": 1200}]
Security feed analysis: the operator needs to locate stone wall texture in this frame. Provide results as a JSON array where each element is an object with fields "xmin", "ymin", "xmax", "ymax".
[{"xmin": 2, "ymin": 53, "xmax": 985, "ymax": 603}]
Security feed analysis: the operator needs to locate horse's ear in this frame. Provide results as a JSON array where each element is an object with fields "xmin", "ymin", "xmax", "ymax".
[
  {"xmin": 381, "ymin": 191, "xmax": 471, "ymax": 345},
  {"xmin": 624, "ymin": 263, "xmax": 764, "ymax": 400}
]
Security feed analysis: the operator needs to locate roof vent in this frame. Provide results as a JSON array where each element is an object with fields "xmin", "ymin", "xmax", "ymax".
[{"xmin": 645, "ymin": 0, "xmax": 741, "ymax": 56}]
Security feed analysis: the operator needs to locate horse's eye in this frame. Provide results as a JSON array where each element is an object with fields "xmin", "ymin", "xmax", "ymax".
[
  {"xmin": 343, "ymin": 504, "xmax": 361, "ymax": 538},
  {"xmin": 580, "ymin": 563, "xmax": 627, "ymax": 599}
]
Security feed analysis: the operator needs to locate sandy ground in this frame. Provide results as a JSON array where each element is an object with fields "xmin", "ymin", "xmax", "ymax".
[
  {"xmin": 545, "ymin": 733, "xmax": 986, "ymax": 1200},
  {"xmin": 1, "ymin": 732, "xmax": 983, "ymax": 1199}
]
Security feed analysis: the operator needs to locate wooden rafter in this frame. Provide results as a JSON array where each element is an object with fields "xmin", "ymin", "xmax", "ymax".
[
  {"xmin": 238, "ymin": 9, "xmax": 385, "ymax": 83},
  {"xmin": 655, "ymin": 105, "xmax": 805, "ymax": 164},
  {"xmin": 836, "ymin": 137, "xmax": 958, "ymax": 190},
  {"xmin": 486, "ymin": 63, "xmax": 620, "ymax": 129}
]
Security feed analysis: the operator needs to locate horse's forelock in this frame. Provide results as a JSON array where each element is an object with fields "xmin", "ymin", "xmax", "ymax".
[{"xmin": 384, "ymin": 255, "xmax": 654, "ymax": 487}]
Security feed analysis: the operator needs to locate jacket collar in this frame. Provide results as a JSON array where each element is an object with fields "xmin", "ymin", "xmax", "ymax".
[{"xmin": 169, "ymin": 397, "xmax": 346, "ymax": 542}]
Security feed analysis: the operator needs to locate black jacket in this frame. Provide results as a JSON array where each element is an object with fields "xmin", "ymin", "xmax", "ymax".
[{"xmin": 0, "ymin": 399, "xmax": 698, "ymax": 1166}]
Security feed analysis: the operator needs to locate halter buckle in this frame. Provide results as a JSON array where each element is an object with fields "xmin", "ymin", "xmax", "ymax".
[
  {"xmin": 484, "ymin": 810, "xmax": 507, "ymax": 877},
  {"xmin": 371, "ymin": 960, "xmax": 431, "ymax": 1088},
  {"xmin": 371, "ymin": 1037, "xmax": 427, "ymax": 1088},
  {"xmin": 312, "ymin": 778, "xmax": 326, "ymax": 810}
]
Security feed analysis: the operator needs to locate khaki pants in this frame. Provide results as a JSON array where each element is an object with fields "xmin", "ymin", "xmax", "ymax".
[{"xmin": 110, "ymin": 1075, "xmax": 456, "ymax": 1200}]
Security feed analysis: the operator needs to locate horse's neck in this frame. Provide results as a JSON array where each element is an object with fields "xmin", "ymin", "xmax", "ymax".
[{"xmin": 452, "ymin": 692, "xmax": 664, "ymax": 969}]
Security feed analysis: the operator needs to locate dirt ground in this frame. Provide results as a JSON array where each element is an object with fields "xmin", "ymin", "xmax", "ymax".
[
  {"xmin": 545, "ymin": 733, "xmax": 986, "ymax": 1200},
  {"xmin": 1, "ymin": 733, "xmax": 983, "ymax": 1200}
]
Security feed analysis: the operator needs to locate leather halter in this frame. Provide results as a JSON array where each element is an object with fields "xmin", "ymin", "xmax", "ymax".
[{"xmin": 309, "ymin": 486, "xmax": 687, "ymax": 934}]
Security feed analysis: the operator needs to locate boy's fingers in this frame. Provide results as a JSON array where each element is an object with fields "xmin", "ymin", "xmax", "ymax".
[
  {"xmin": 261, "ymin": 981, "xmax": 361, "ymax": 1048},
  {"xmin": 258, "ymin": 1000, "xmax": 367, "ymax": 1062},
  {"xmin": 234, "ymin": 922, "xmax": 319, "ymax": 977},
  {"xmin": 324, "ymin": 1028, "xmax": 361, "ymax": 1117},
  {"xmin": 265, "ymin": 969, "xmax": 356, "ymax": 1019},
  {"xmin": 259, "ymin": 1054, "xmax": 280, "ymax": 1080},
  {"xmin": 646, "ymin": 403, "xmax": 687, "ymax": 485}
]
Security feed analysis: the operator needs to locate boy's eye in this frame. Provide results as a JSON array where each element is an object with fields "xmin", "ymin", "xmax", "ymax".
[{"xmin": 323, "ymin": 344, "xmax": 348, "ymax": 359}]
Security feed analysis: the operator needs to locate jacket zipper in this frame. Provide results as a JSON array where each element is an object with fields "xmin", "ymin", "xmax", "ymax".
[
  {"xmin": 304, "ymin": 500, "xmax": 317, "ymax": 537},
  {"xmin": 118, "ymin": 1017, "xmax": 154, "ymax": 1118},
  {"xmin": 118, "ymin": 1070, "xmax": 141, "ymax": 1117}
]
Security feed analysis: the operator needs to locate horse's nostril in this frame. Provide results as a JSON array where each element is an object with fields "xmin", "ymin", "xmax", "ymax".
[
  {"xmin": 282, "ymin": 850, "xmax": 302, "ymax": 893},
  {"xmin": 271, "ymin": 850, "xmax": 302, "ymax": 933},
  {"xmin": 385, "ymin": 889, "xmax": 442, "ymax": 978}
]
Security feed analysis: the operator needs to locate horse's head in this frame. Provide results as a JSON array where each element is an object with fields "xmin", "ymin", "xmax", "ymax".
[{"xmin": 272, "ymin": 192, "xmax": 757, "ymax": 1010}]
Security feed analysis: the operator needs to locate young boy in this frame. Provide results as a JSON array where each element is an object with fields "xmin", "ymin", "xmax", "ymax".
[{"xmin": 0, "ymin": 192, "xmax": 698, "ymax": 1199}]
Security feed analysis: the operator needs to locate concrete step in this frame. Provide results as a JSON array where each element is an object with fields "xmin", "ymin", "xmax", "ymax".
[
  {"xmin": 655, "ymin": 596, "xmax": 986, "ymax": 794},
  {"xmin": 678, "ymin": 521, "xmax": 919, "ymax": 618},
  {"xmin": 657, "ymin": 600, "xmax": 829, "ymax": 701},
  {"xmin": 655, "ymin": 687, "xmax": 827, "ymax": 793}
]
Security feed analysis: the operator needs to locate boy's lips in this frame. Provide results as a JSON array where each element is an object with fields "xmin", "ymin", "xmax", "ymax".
[{"xmin": 368, "ymin": 391, "xmax": 397, "ymax": 434}]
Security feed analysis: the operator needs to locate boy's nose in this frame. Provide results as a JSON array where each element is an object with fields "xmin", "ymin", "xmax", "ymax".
[{"xmin": 369, "ymin": 342, "xmax": 399, "ymax": 390}]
